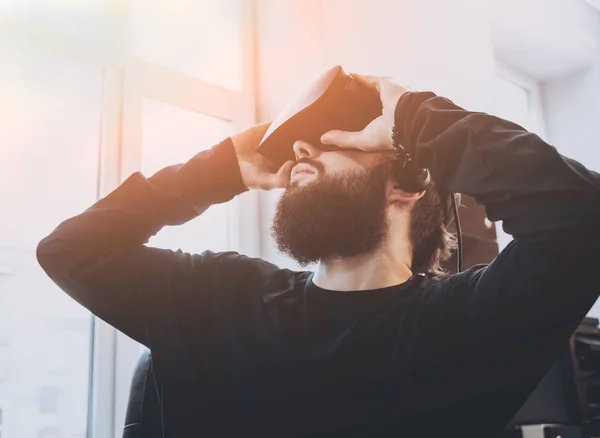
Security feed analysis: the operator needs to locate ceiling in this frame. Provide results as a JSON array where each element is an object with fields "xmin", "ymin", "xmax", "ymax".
[{"xmin": 490, "ymin": 0, "xmax": 600, "ymax": 81}]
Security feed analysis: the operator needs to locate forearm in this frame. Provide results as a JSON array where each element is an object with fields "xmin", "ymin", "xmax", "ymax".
[
  {"xmin": 37, "ymin": 138, "xmax": 246, "ymax": 269},
  {"xmin": 34, "ymin": 138, "xmax": 247, "ymax": 344},
  {"xmin": 402, "ymin": 92, "xmax": 600, "ymax": 359},
  {"xmin": 395, "ymin": 92, "xmax": 600, "ymax": 240}
]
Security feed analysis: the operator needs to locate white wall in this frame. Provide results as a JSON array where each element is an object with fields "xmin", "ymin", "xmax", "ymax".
[
  {"xmin": 319, "ymin": 0, "xmax": 498, "ymax": 111},
  {"xmin": 489, "ymin": 0, "xmax": 600, "ymax": 172},
  {"xmin": 253, "ymin": 0, "xmax": 326, "ymax": 123},
  {"xmin": 542, "ymin": 62, "xmax": 600, "ymax": 171}
]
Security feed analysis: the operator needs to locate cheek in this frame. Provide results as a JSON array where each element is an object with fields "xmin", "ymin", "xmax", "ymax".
[{"xmin": 320, "ymin": 154, "xmax": 365, "ymax": 175}]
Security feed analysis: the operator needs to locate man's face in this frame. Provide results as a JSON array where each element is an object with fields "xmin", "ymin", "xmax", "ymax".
[{"xmin": 271, "ymin": 141, "xmax": 395, "ymax": 266}]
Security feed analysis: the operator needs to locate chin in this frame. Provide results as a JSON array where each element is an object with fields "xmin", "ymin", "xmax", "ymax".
[{"xmin": 289, "ymin": 174, "xmax": 318, "ymax": 188}]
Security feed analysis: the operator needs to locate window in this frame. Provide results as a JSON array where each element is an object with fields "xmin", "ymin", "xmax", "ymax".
[
  {"xmin": 111, "ymin": 1, "xmax": 256, "ymax": 435},
  {"xmin": 126, "ymin": 0, "xmax": 244, "ymax": 90},
  {"xmin": 141, "ymin": 99, "xmax": 233, "ymax": 253},
  {"xmin": 2, "ymin": 1, "xmax": 255, "ymax": 436},
  {"xmin": 0, "ymin": 41, "xmax": 99, "ymax": 438},
  {"xmin": 37, "ymin": 427, "xmax": 61, "ymax": 438},
  {"xmin": 492, "ymin": 63, "xmax": 547, "ymax": 138},
  {"xmin": 39, "ymin": 387, "xmax": 60, "ymax": 414},
  {"xmin": 0, "ymin": 333, "xmax": 9, "ymax": 382},
  {"xmin": 2, "ymin": 0, "xmax": 115, "ymax": 48}
]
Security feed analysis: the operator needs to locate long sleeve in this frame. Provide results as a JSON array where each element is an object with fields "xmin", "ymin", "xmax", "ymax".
[
  {"xmin": 37, "ymin": 138, "xmax": 248, "ymax": 345},
  {"xmin": 395, "ymin": 92, "xmax": 600, "ymax": 240},
  {"xmin": 395, "ymin": 92, "xmax": 600, "ymax": 383},
  {"xmin": 384, "ymin": 92, "xmax": 600, "ymax": 429}
]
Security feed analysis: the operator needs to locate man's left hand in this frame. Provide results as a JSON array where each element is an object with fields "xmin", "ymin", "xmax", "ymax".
[{"xmin": 320, "ymin": 73, "xmax": 411, "ymax": 152}]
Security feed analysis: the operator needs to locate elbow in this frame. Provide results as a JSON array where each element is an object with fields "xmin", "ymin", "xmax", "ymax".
[
  {"xmin": 36, "ymin": 235, "xmax": 55, "ymax": 272},
  {"xmin": 36, "ymin": 235, "xmax": 68, "ymax": 277},
  {"xmin": 36, "ymin": 234, "xmax": 101, "ymax": 306},
  {"xmin": 36, "ymin": 234, "xmax": 100, "ymax": 284}
]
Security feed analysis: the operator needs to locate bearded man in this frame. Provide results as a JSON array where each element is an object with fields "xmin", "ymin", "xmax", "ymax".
[{"xmin": 38, "ymin": 74, "xmax": 600, "ymax": 437}]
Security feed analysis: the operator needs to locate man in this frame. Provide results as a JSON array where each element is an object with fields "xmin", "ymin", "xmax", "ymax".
[{"xmin": 37, "ymin": 74, "xmax": 600, "ymax": 437}]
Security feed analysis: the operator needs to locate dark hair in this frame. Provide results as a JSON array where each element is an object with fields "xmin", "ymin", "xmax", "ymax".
[{"xmin": 409, "ymin": 181, "xmax": 457, "ymax": 275}]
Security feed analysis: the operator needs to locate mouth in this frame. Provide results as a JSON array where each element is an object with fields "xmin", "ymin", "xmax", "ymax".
[{"xmin": 291, "ymin": 166, "xmax": 317, "ymax": 180}]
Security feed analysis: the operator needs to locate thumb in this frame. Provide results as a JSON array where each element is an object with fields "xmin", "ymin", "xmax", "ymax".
[
  {"xmin": 253, "ymin": 160, "xmax": 295, "ymax": 190},
  {"xmin": 275, "ymin": 160, "xmax": 296, "ymax": 187},
  {"xmin": 320, "ymin": 130, "xmax": 366, "ymax": 150}
]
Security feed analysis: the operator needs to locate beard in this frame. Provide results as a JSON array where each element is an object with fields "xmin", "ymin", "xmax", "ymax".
[{"xmin": 271, "ymin": 161, "xmax": 390, "ymax": 267}]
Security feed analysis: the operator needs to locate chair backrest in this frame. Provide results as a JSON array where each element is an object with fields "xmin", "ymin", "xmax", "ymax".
[
  {"xmin": 122, "ymin": 348, "xmax": 163, "ymax": 438},
  {"xmin": 505, "ymin": 344, "xmax": 579, "ymax": 428}
]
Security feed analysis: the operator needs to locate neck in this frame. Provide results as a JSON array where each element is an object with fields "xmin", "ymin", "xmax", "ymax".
[{"xmin": 312, "ymin": 221, "xmax": 413, "ymax": 291}]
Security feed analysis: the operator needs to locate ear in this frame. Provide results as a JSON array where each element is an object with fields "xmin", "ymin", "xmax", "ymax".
[{"xmin": 386, "ymin": 178, "xmax": 426, "ymax": 204}]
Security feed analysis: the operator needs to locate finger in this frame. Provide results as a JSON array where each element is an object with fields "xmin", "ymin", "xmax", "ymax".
[
  {"xmin": 252, "ymin": 170, "xmax": 281, "ymax": 190},
  {"xmin": 257, "ymin": 120, "xmax": 272, "ymax": 130},
  {"xmin": 276, "ymin": 160, "xmax": 296, "ymax": 187},
  {"xmin": 253, "ymin": 121, "xmax": 273, "ymax": 139},
  {"xmin": 348, "ymin": 73, "xmax": 382, "ymax": 93},
  {"xmin": 253, "ymin": 173, "xmax": 277, "ymax": 190},
  {"xmin": 254, "ymin": 160, "xmax": 295, "ymax": 190},
  {"xmin": 320, "ymin": 130, "xmax": 367, "ymax": 150}
]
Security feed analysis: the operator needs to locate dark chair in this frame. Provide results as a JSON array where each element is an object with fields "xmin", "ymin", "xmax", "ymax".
[{"xmin": 122, "ymin": 348, "xmax": 162, "ymax": 438}]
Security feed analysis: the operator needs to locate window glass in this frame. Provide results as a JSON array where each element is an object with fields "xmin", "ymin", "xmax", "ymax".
[
  {"xmin": 0, "ymin": 42, "xmax": 98, "ymax": 438},
  {"xmin": 0, "ymin": 0, "xmax": 116, "ymax": 47},
  {"xmin": 141, "ymin": 98, "xmax": 233, "ymax": 254},
  {"xmin": 127, "ymin": 0, "xmax": 243, "ymax": 90}
]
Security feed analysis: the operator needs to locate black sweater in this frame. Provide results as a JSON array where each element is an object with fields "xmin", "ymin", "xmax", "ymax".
[{"xmin": 37, "ymin": 92, "xmax": 600, "ymax": 437}]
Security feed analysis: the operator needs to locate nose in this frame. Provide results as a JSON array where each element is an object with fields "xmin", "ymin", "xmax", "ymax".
[{"xmin": 292, "ymin": 140, "xmax": 320, "ymax": 160}]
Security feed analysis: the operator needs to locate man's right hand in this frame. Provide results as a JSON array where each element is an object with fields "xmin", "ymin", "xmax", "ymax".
[
  {"xmin": 231, "ymin": 122, "xmax": 295, "ymax": 191},
  {"xmin": 321, "ymin": 74, "xmax": 412, "ymax": 153}
]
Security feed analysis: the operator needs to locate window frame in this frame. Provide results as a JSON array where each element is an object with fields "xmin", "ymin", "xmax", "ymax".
[
  {"xmin": 111, "ymin": 1, "xmax": 259, "ymax": 436},
  {"xmin": 495, "ymin": 62, "xmax": 548, "ymax": 140},
  {"xmin": 493, "ymin": 62, "xmax": 548, "ymax": 252}
]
